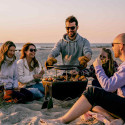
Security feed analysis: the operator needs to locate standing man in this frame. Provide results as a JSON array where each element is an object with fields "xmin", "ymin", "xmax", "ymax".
[{"xmin": 45, "ymin": 16, "xmax": 92, "ymax": 69}]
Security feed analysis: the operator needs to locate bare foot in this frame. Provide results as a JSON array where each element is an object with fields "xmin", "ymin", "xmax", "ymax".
[
  {"xmin": 40, "ymin": 118, "xmax": 64, "ymax": 124},
  {"xmin": 51, "ymin": 118, "xmax": 64, "ymax": 123}
]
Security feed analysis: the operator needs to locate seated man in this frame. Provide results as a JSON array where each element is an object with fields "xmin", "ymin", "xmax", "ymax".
[
  {"xmin": 41, "ymin": 33, "xmax": 125, "ymax": 124},
  {"xmin": 45, "ymin": 16, "xmax": 92, "ymax": 69}
]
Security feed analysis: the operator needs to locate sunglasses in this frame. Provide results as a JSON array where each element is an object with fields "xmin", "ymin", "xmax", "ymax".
[
  {"xmin": 100, "ymin": 55, "xmax": 106, "ymax": 59},
  {"xmin": 65, "ymin": 26, "xmax": 76, "ymax": 30},
  {"xmin": 29, "ymin": 48, "xmax": 37, "ymax": 52}
]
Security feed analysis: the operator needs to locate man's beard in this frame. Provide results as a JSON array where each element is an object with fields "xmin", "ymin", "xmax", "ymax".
[
  {"xmin": 114, "ymin": 49, "xmax": 121, "ymax": 58},
  {"xmin": 68, "ymin": 32, "xmax": 76, "ymax": 38}
]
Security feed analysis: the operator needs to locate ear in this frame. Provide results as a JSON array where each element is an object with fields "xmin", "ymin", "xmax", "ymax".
[
  {"xmin": 76, "ymin": 26, "xmax": 79, "ymax": 30},
  {"xmin": 120, "ymin": 44, "xmax": 124, "ymax": 51}
]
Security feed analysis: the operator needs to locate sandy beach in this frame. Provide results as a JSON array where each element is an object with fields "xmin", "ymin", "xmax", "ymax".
[{"xmin": 0, "ymin": 47, "xmax": 122, "ymax": 125}]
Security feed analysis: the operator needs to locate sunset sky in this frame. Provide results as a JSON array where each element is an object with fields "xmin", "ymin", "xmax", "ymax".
[{"xmin": 0, "ymin": 0, "xmax": 125, "ymax": 43}]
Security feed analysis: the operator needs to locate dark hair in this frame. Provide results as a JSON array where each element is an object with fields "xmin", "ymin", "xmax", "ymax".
[
  {"xmin": 65, "ymin": 16, "xmax": 78, "ymax": 26},
  {"xmin": 0, "ymin": 41, "xmax": 16, "ymax": 70},
  {"xmin": 20, "ymin": 43, "xmax": 39, "ymax": 69},
  {"xmin": 102, "ymin": 48, "xmax": 114, "ymax": 76}
]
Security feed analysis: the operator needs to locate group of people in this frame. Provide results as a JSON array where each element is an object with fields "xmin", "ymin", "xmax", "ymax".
[
  {"xmin": 48, "ymin": 32, "xmax": 125, "ymax": 124},
  {"xmin": 0, "ymin": 15, "xmax": 125, "ymax": 124},
  {"xmin": 43, "ymin": 16, "xmax": 125, "ymax": 124},
  {"xmin": 0, "ymin": 42, "xmax": 45, "ymax": 103}
]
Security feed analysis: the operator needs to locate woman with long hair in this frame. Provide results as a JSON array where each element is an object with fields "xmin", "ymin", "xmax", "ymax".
[
  {"xmin": 80, "ymin": 48, "xmax": 118, "ymax": 88},
  {"xmin": 17, "ymin": 43, "xmax": 44, "ymax": 100},
  {"xmin": 0, "ymin": 41, "xmax": 33, "ymax": 103}
]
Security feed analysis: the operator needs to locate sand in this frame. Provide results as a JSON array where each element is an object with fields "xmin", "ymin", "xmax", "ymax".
[{"xmin": 0, "ymin": 47, "xmax": 122, "ymax": 125}]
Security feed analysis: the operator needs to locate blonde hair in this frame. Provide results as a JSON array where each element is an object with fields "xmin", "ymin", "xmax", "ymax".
[{"xmin": 0, "ymin": 41, "xmax": 16, "ymax": 70}]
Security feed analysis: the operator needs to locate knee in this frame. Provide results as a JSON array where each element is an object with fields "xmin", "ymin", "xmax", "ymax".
[{"xmin": 83, "ymin": 86, "xmax": 99, "ymax": 106}]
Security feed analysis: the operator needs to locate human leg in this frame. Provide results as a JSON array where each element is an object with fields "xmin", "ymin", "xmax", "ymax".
[
  {"xmin": 31, "ymin": 83, "xmax": 44, "ymax": 94},
  {"xmin": 20, "ymin": 88, "xmax": 33, "ymax": 101},
  {"xmin": 83, "ymin": 87, "xmax": 125, "ymax": 121},
  {"xmin": 50, "ymin": 95, "xmax": 92, "ymax": 124},
  {"xmin": 26, "ymin": 85, "xmax": 44, "ymax": 99},
  {"xmin": 80, "ymin": 106, "xmax": 117, "ymax": 122},
  {"xmin": 92, "ymin": 106, "xmax": 116, "ymax": 121},
  {"xmin": 46, "ymin": 86, "xmax": 125, "ymax": 124}
]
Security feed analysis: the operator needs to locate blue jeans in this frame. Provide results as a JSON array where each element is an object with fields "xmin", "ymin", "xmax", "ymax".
[{"xmin": 26, "ymin": 83, "xmax": 44, "ymax": 99}]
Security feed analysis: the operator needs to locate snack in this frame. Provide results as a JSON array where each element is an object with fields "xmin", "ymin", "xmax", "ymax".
[{"xmin": 43, "ymin": 75, "xmax": 86, "ymax": 82}]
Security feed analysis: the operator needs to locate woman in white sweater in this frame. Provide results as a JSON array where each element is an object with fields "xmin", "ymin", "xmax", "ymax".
[{"xmin": 17, "ymin": 43, "xmax": 44, "ymax": 100}]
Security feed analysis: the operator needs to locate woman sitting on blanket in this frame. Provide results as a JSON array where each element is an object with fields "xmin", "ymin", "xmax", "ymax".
[
  {"xmin": 0, "ymin": 41, "xmax": 33, "ymax": 103},
  {"xmin": 17, "ymin": 43, "xmax": 45, "ymax": 100}
]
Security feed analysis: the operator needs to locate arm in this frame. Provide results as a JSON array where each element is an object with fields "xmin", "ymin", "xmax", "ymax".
[
  {"xmin": 80, "ymin": 65, "xmax": 95, "ymax": 77},
  {"xmin": 78, "ymin": 39, "xmax": 92, "ymax": 68},
  {"xmin": 94, "ymin": 63, "xmax": 125, "ymax": 92},
  {"xmin": 82, "ymin": 39, "xmax": 92, "ymax": 60},
  {"xmin": 13, "ymin": 62, "xmax": 18, "ymax": 88},
  {"xmin": 48, "ymin": 40, "xmax": 62, "ymax": 58},
  {"xmin": 36, "ymin": 61, "xmax": 42, "ymax": 74},
  {"xmin": 45, "ymin": 41, "xmax": 60, "ymax": 69}
]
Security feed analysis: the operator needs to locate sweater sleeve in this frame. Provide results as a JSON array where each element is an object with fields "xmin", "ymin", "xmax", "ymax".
[
  {"xmin": 13, "ymin": 61, "xmax": 18, "ymax": 88},
  {"xmin": 17, "ymin": 60, "xmax": 34, "ymax": 84},
  {"xmin": 95, "ymin": 65, "xmax": 125, "ymax": 92},
  {"xmin": 83, "ymin": 38, "xmax": 92, "ymax": 59},
  {"xmin": 48, "ymin": 40, "xmax": 61, "ymax": 58}
]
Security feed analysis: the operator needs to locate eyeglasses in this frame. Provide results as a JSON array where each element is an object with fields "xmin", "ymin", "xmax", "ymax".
[
  {"xmin": 111, "ymin": 43, "xmax": 122, "ymax": 47},
  {"xmin": 29, "ymin": 48, "xmax": 37, "ymax": 52},
  {"xmin": 65, "ymin": 26, "xmax": 76, "ymax": 30},
  {"xmin": 100, "ymin": 55, "xmax": 106, "ymax": 59}
]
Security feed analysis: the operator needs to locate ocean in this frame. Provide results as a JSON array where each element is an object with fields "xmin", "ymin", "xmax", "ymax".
[{"xmin": 0, "ymin": 43, "xmax": 112, "ymax": 51}]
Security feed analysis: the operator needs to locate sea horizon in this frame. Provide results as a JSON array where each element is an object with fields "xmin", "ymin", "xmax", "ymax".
[{"xmin": 0, "ymin": 42, "xmax": 112, "ymax": 51}]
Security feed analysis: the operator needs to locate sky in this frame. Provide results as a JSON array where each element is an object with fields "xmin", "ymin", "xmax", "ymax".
[{"xmin": 0, "ymin": 0, "xmax": 125, "ymax": 43}]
